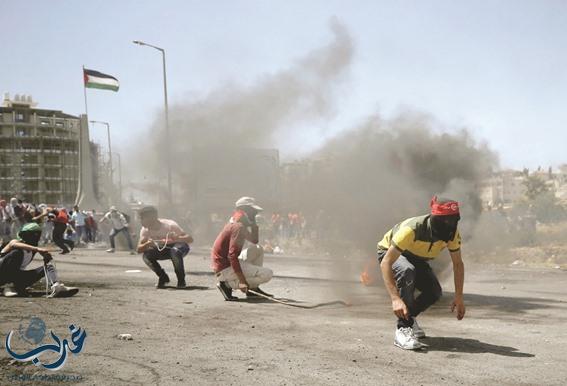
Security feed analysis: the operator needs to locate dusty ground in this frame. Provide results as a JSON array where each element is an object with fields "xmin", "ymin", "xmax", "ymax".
[{"xmin": 1, "ymin": 247, "xmax": 567, "ymax": 385}]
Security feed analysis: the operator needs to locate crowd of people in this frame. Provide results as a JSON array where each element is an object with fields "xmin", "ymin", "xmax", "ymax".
[
  {"xmin": 0, "ymin": 198, "xmax": 102, "ymax": 249},
  {"xmin": 1, "ymin": 194, "xmax": 468, "ymax": 351}
]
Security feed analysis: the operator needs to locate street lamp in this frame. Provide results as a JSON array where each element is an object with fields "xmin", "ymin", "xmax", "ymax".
[
  {"xmin": 89, "ymin": 120, "xmax": 113, "ymax": 185},
  {"xmin": 132, "ymin": 40, "xmax": 172, "ymax": 204},
  {"xmin": 114, "ymin": 152, "xmax": 123, "ymax": 200}
]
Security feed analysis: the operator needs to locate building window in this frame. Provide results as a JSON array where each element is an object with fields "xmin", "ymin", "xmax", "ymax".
[
  {"xmin": 45, "ymin": 168, "xmax": 61, "ymax": 178},
  {"xmin": 15, "ymin": 112, "xmax": 25, "ymax": 122},
  {"xmin": 16, "ymin": 128, "xmax": 31, "ymax": 137}
]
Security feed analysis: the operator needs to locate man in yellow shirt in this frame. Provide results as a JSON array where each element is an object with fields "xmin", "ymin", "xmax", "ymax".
[{"xmin": 378, "ymin": 196, "xmax": 466, "ymax": 350}]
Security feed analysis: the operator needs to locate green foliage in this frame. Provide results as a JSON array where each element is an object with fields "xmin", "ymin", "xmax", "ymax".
[
  {"xmin": 522, "ymin": 175, "xmax": 549, "ymax": 201},
  {"xmin": 520, "ymin": 174, "xmax": 566, "ymax": 223}
]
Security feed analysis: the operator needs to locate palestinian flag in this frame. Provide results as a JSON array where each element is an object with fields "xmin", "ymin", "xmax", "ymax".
[{"xmin": 83, "ymin": 69, "xmax": 119, "ymax": 92}]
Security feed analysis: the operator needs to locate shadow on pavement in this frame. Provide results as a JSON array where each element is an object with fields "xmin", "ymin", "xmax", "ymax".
[
  {"xmin": 420, "ymin": 336, "xmax": 535, "ymax": 357},
  {"xmin": 162, "ymin": 285, "xmax": 210, "ymax": 291},
  {"xmin": 443, "ymin": 291, "xmax": 564, "ymax": 314}
]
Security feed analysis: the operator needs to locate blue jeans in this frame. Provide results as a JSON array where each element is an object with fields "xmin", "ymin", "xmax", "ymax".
[
  {"xmin": 109, "ymin": 227, "xmax": 133, "ymax": 250},
  {"xmin": 142, "ymin": 242, "xmax": 190, "ymax": 282}
]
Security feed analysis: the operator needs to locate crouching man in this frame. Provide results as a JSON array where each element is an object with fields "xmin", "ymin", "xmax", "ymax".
[
  {"xmin": 137, "ymin": 206, "xmax": 193, "ymax": 289},
  {"xmin": 211, "ymin": 197, "xmax": 273, "ymax": 301},
  {"xmin": 0, "ymin": 223, "xmax": 78, "ymax": 297},
  {"xmin": 379, "ymin": 196, "xmax": 466, "ymax": 350}
]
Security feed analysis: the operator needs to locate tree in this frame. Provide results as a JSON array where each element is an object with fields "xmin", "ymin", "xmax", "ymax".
[{"xmin": 522, "ymin": 175, "xmax": 548, "ymax": 201}]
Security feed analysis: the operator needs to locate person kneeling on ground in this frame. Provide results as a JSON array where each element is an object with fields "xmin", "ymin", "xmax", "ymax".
[
  {"xmin": 211, "ymin": 197, "xmax": 273, "ymax": 301},
  {"xmin": 0, "ymin": 223, "xmax": 78, "ymax": 298},
  {"xmin": 136, "ymin": 206, "xmax": 193, "ymax": 289},
  {"xmin": 378, "ymin": 196, "xmax": 466, "ymax": 350}
]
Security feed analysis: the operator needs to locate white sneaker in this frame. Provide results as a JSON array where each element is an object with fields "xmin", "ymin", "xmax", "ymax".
[
  {"xmin": 106, "ymin": 248, "xmax": 115, "ymax": 253},
  {"xmin": 394, "ymin": 327, "xmax": 422, "ymax": 350},
  {"xmin": 412, "ymin": 318, "xmax": 426, "ymax": 338},
  {"xmin": 48, "ymin": 282, "xmax": 79, "ymax": 298},
  {"xmin": 3, "ymin": 284, "xmax": 18, "ymax": 297}
]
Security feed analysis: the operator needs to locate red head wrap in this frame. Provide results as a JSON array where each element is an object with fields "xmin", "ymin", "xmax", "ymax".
[{"xmin": 430, "ymin": 196, "xmax": 460, "ymax": 216}]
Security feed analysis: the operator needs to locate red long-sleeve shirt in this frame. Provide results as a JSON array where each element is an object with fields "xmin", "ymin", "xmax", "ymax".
[{"xmin": 211, "ymin": 216, "xmax": 258, "ymax": 274}]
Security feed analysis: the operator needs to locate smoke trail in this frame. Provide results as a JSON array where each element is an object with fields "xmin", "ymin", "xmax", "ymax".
[{"xmin": 133, "ymin": 19, "xmax": 353, "ymax": 191}]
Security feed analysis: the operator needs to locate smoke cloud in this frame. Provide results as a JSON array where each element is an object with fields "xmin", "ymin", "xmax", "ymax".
[{"xmin": 129, "ymin": 19, "xmax": 498, "ymax": 266}]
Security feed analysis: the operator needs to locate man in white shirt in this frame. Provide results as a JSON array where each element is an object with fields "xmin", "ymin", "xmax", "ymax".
[
  {"xmin": 136, "ymin": 206, "xmax": 193, "ymax": 288},
  {"xmin": 99, "ymin": 206, "xmax": 135, "ymax": 254},
  {"xmin": 71, "ymin": 205, "xmax": 87, "ymax": 246}
]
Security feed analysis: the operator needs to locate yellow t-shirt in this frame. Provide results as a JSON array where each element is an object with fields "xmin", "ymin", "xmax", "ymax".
[{"xmin": 378, "ymin": 215, "xmax": 461, "ymax": 260}]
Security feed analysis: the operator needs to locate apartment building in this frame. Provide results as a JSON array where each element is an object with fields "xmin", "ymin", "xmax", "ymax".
[{"xmin": 0, "ymin": 94, "xmax": 80, "ymax": 204}]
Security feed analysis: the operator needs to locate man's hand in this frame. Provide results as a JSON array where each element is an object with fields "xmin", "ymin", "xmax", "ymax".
[
  {"xmin": 238, "ymin": 282, "xmax": 249, "ymax": 294},
  {"xmin": 451, "ymin": 297, "xmax": 466, "ymax": 320},
  {"xmin": 39, "ymin": 250, "xmax": 53, "ymax": 264},
  {"xmin": 392, "ymin": 297, "xmax": 410, "ymax": 320}
]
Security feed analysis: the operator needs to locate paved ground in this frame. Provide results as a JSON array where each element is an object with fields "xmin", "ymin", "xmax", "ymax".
[{"xmin": 1, "ymin": 247, "xmax": 567, "ymax": 385}]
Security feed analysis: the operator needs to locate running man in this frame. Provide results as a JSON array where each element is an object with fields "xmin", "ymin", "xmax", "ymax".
[{"xmin": 378, "ymin": 196, "xmax": 465, "ymax": 350}]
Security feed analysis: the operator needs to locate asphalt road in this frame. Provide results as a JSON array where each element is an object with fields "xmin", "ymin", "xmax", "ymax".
[{"xmin": 1, "ymin": 247, "xmax": 566, "ymax": 385}]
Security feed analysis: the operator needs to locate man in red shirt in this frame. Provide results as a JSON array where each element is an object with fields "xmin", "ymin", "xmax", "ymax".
[
  {"xmin": 50, "ymin": 208, "xmax": 74, "ymax": 255},
  {"xmin": 211, "ymin": 197, "xmax": 273, "ymax": 301}
]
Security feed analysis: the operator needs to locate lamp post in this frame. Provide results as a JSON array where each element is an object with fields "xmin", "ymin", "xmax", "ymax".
[
  {"xmin": 132, "ymin": 40, "xmax": 172, "ymax": 204},
  {"xmin": 115, "ymin": 152, "xmax": 123, "ymax": 200},
  {"xmin": 89, "ymin": 120, "xmax": 113, "ymax": 185}
]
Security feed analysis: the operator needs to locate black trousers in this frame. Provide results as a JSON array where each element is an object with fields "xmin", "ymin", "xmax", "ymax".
[
  {"xmin": 52, "ymin": 222, "xmax": 74, "ymax": 253},
  {"xmin": 0, "ymin": 250, "xmax": 44, "ymax": 291}
]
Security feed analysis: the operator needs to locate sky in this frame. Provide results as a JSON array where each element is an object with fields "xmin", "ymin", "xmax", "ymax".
[{"xmin": 1, "ymin": 0, "xmax": 566, "ymax": 170}]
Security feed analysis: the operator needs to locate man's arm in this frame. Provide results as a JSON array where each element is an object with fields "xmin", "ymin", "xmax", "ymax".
[
  {"xmin": 245, "ymin": 224, "xmax": 259, "ymax": 244},
  {"xmin": 380, "ymin": 246, "xmax": 410, "ymax": 320},
  {"xmin": 1, "ymin": 240, "xmax": 52, "ymax": 261},
  {"xmin": 449, "ymin": 249, "xmax": 465, "ymax": 320},
  {"xmin": 136, "ymin": 228, "xmax": 154, "ymax": 253},
  {"xmin": 166, "ymin": 223, "xmax": 193, "ymax": 244},
  {"xmin": 99, "ymin": 213, "xmax": 108, "ymax": 224}
]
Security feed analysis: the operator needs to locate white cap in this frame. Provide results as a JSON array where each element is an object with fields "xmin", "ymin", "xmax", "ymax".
[
  {"xmin": 235, "ymin": 197, "xmax": 263, "ymax": 211},
  {"xmin": 110, "ymin": 206, "xmax": 117, "ymax": 211}
]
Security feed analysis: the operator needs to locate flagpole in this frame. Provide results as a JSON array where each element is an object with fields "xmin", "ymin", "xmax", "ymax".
[{"xmin": 82, "ymin": 65, "xmax": 89, "ymax": 117}]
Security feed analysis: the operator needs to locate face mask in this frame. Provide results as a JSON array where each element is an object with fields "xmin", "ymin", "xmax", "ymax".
[
  {"xmin": 431, "ymin": 215, "xmax": 460, "ymax": 242},
  {"xmin": 18, "ymin": 231, "xmax": 42, "ymax": 246}
]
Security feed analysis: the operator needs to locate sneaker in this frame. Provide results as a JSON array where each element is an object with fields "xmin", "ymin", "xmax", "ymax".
[
  {"xmin": 394, "ymin": 327, "xmax": 422, "ymax": 350},
  {"xmin": 176, "ymin": 280, "xmax": 187, "ymax": 289},
  {"xmin": 3, "ymin": 284, "xmax": 18, "ymax": 297},
  {"xmin": 48, "ymin": 282, "xmax": 79, "ymax": 298},
  {"xmin": 216, "ymin": 281, "xmax": 236, "ymax": 301},
  {"xmin": 156, "ymin": 274, "xmax": 170, "ymax": 289},
  {"xmin": 411, "ymin": 318, "xmax": 426, "ymax": 338},
  {"xmin": 129, "ymin": 251, "xmax": 136, "ymax": 255},
  {"xmin": 60, "ymin": 250, "xmax": 70, "ymax": 255},
  {"xmin": 106, "ymin": 248, "xmax": 115, "ymax": 253}
]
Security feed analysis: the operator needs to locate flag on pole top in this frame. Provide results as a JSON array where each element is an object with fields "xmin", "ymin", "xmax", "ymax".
[{"xmin": 83, "ymin": 68, "xmax": 119, "ymax": 92}]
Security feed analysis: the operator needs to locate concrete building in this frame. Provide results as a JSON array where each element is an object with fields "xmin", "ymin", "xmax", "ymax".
[
  {"xmin": 479, "ymin": 170, "xmax": 527, "ymax": 208},
  {"xmin": 0, "ymin": 94, "xmax": 98, "ymax": 206}
]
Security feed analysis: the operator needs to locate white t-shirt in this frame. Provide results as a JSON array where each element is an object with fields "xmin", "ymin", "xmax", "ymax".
[
  {"xmin": 72, "ymin": 211, "xmax": 87, "ymax": 227},
  {"xmin": 104, "ymin": 211, "xmax": 127, "ymax": 230},
  {"xmin": 139, "ymin": 219, "xmax": 184, "ymax": 241}
]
